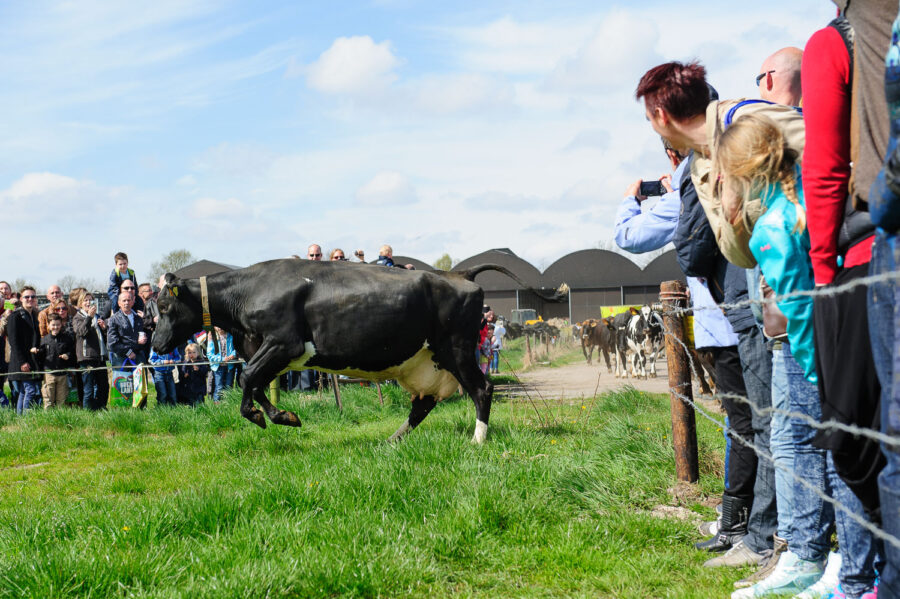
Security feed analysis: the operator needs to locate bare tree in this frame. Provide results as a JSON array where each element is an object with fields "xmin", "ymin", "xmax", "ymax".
[
  {"xmin": 148, "ymin": 249, "xmax": 195, "ymax": 283},
  {"xmin": 12, "ymin": 278, "xmax": 37, "ymax": 294},
  {"xmin": 57, "ymin": 275, "xmax": 79, "ymax": 294}
]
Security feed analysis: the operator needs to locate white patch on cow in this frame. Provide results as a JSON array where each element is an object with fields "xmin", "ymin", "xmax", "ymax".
[
  {"xmin": 283, "ymin": 341, "xmax": 317, "ymax": 371},
  {"xmin": 472, "ymin": 420, "xmax": 488, "ymax": 444},
  {"xmin": 293, "ymin": 343, "xmax": 460, "ymax": 400},
  {"xmin": 303, "ymin": 277, "xmax": 313, "ymax": 283}
]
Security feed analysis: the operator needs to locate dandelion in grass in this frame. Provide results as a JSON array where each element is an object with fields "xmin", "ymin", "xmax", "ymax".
[
  {"xmin": 122, "ymin": 526, "xmax": 129, "ymax": 531},
  {"xmin": 551, "ymin": 440, "xmax": 557, "ymax": 445}
]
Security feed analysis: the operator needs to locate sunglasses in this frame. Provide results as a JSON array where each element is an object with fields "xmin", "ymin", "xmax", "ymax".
[
  {"xmin": 755, "ymin": 69, "xmax": 775, "ymax": 87},
  {"xmin": 22, "ymin": 295, "xmax": 36, "ymax": 299},
  {"xmin": 55, "ymin": 306, "xmax": 67, "ymax": 312},
  {"xmin": 122, "ymin": 287, "xmax": 135, "ymax": 291},
  {"xmin": 309, "ymin": 253, "xmax": 322, "ymax": 258}
]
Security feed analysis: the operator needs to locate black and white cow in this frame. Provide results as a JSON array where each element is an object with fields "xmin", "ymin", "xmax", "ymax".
[
  {"xmin": 152, "ymin": 259, "xmax": 562, "ymax": 444},
  {"xmin": 612, "ymin": 310, "xmax": 635, "ymax": 378},
  {"xmin": 640, "ymin": 305, "xmax": 665, "ymax": 378}
]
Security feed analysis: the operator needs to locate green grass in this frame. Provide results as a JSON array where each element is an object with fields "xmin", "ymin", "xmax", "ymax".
[{"xmin": 0, "ymin": 380, "xmax": 738, "ymax": 598}]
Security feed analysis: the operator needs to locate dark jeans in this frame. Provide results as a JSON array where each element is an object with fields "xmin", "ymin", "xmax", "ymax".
[
  {"xmin": 736, "ymin": 325, "xmax": 777, "ymax": 554},
  {"xmin": 871, "ymin": 231, "xmax": 900, "ymax": 598},
  {"xmin": 712, "ymin": 346, "xmax": 757, "ymax": 500},
  {"xmin": 153, "ymin": 370, "xmax": 177, "ymax": 406},
  {"xmin": 79, "ymin": 361, "xmax": 109, "ymax": 410}
]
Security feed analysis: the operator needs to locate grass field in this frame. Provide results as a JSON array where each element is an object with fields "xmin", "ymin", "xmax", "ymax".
[{"xmin": 0, "ymin": 345, "xmax": 742, "ymax": 598}]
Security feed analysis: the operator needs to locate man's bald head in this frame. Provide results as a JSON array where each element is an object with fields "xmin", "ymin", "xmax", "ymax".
[
  {"xmin": 758, "ymin": 47, "xmax": 803, "ymax": 106},
  {"xmin": 307, "ymin": 244, "xmax": 322, "ymax": 261}
]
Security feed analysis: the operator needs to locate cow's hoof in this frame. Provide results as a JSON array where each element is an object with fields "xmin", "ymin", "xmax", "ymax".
[
  {"xmin": 272, "ymin": 409, "xmax": 302, "ymax": 427},
  {"xmin": 244, "ymin": 408, "xmax": 267, "ymax": 429}
]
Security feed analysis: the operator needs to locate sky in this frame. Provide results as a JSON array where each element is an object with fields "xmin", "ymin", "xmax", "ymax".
[{"xmin": 0, "ymin": 0, "xmax": 838, "ymax": 289}]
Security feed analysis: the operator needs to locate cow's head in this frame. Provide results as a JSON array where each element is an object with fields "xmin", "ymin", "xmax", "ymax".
[
  {"xmin": 640, "ymin": 305, "xmax": 652, "ymax": 322},
  {"xmin": 152, "ymin": 273, "xmax": 202, "ymax": 354}
]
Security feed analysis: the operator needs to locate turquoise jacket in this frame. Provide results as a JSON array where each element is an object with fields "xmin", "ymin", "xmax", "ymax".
[
  {"xmin": 749, "ymin": 172, "xmax": 817, "ymax": 384},
  {"xmin": 207, "ymin": 332, "xmax": 236, "ymax": 372}
]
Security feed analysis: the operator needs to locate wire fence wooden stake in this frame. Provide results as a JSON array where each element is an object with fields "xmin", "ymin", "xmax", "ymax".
[{"xmin": 660, "ymin": 280, "xmax": 699, "ymax": 483}]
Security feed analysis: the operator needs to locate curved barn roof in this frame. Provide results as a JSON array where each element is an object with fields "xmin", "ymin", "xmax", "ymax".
[
  {"xmin": 542, "ymin": 249, "xmax": 644, "ymax": 288},
  {"xmin": 451, "ymin": 248, "xmax": 544, "ymax": 291}
]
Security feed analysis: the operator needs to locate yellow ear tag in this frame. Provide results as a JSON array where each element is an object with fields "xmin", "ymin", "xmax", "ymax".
[{"xmin": 171, "ymin": 286, "xmax": 179, "ymax": 297}]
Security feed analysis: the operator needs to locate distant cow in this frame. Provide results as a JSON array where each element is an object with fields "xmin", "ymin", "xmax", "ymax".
[
  {"xmin": 152, "ymin": 259, "xmax": 563, "ymax": 444},
  {"xmin": 581, "ymin": 318, "xmax": 614, "ymax": 373},
  {"xmin": 612, "ymin": 309, "xmax": 638, "ymax": 378}
]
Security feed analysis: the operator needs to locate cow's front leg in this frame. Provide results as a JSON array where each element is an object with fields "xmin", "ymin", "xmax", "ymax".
[
  {"xmin": 239, "ymin": 340, "xmax": 297, "ymax": 428},
  {"xmin": 254, "ymin": 387, "xmax": 302, "ymax": 428},
  {"xmin": 388, "ymin": 395, "xmax": 437, "ymax": 442}
]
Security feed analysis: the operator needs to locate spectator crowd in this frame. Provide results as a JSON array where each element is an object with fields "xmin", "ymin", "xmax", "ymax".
[{"xmin": 613, "ymin": 3, "xmax": 900, "ymax": 597}]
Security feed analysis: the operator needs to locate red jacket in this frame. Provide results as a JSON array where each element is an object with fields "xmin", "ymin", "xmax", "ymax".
[{"xmin": 802, "ymin": 24, "xmax": 873, "ymax": 285}]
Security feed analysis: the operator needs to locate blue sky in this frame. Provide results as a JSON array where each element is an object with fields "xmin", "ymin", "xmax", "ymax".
[{"xmin": 0, "ymin": 0, "xmax": 836, "ymax": 289}]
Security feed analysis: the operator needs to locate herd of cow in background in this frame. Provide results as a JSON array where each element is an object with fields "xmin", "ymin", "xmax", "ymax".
[{"xmin": 575, "ymin": 305, "xmax": 665, "ymax": 380}]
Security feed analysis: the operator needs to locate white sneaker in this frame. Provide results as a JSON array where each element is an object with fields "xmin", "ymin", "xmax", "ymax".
[
  {"xmin": 731, "ymin": 551, "xmax": 825, "ymax": 598},
  {"xmin": 792, "ymin": 552, "xmax": 841, "ymax": 599}
]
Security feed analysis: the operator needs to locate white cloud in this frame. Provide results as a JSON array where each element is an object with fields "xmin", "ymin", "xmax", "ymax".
[
  {"xmin": 561, "ymin": 128, "xmax": 610, "ymax": 152},
  {"xmin": 355, "ymin": 171, "xmax": 416, "ymax": 206},
  {"xmin": 306, "ymin": 36, "xmax": 400, "ymax": 95},
  {"xmin": 0, "ymin": 172, "xmax": 126, "ymax": 222},
  {"xmin": 545, "ymin": 10, "xmax": 664, "ymax": 94},
  {"xmin": 410, "ymin": 73, "xmax": 515, "ymax": 114},
  {"xmin": 176, "ymin": 174, "xmax": 197, "ymax": 186}
]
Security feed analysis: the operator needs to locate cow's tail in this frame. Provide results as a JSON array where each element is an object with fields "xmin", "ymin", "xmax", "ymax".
[{"xmin": 458, "ymin": 264, "xmax": 569, "ymax": 302}]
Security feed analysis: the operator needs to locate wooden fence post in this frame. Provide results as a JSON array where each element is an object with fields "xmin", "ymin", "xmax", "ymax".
[
  {"xmin": 660, "ymin": 280, "xmax": 699, "ymax": 483},
  {"xmin": 269, "ymin": 378, "xmax": 280, "ymax": 406},
  {"xmin": 331, "ymin": 374, "xmax": 343, "ymax": 412}
]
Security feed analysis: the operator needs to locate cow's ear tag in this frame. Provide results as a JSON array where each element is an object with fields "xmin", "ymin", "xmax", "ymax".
[{"xmin": 171, "ymin": 286, "xmax": 179, "ymax": 297}]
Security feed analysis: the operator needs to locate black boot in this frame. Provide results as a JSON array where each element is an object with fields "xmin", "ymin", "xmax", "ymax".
[{"xmin": 694, "ymin": 494, "xmax": 749, "ymax": 552}]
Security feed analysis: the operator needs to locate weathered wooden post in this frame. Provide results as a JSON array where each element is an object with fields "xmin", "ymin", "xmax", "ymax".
[
  {"xmin": 375, "ymin": 382, "xmax": 384, "ymax": 406},
  {"xmin": 331, "ymin": 374, "xmax": 343, "ymax": 412},
  {"xmin": 269, "ymin": 378, "xmax": 280, "ymax": 406},
  {"xmin": 660, "ymin": 280, "xmax": 699, "ymax": 483}
]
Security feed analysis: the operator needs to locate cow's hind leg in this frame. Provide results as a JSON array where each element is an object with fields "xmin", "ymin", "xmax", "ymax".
[
  {"xmin": 241, "ymin": 387, "xmax": 266, "ymax": 429},
  {"xmin": 388, "ymin": 395, "xmax": 437, "ymax": 442},
  {"xmin": 436, "ymin": 340, "xmax": 493, "ymax": 444}
]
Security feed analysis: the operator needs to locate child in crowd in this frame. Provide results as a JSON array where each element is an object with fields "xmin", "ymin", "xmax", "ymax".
[
  {"xmin": 717, "ymin": 114, "xmax": 880, "ymax": 599},
  {"xmin": 149, "ymin": 345, "xmax": 181, "ymax": 407},
  {"xmin": 34, "ymin": 313, "xmax": 74, "ymax": 409},
  {"xmin": 207, "ymin": 326, "xmax": 236, "ymax": 402},
  {"xmin": 107, "ymin": 251, "xmax": 136, "ymax": 314},
  {"xmin": 178, "ymin": 343, "xmax": 208, "ymax": 407},
  {"xmin": 72, "ymin": 292, "xmax": 108, "ymax": 410},
  {"xmin": 479, "ymin": 324, "xmax": 493, "ymax": 374}
]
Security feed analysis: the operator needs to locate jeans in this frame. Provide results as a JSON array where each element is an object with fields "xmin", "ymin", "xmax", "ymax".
[
  {"xmin": 770, "ymin": 343, "xmax": 794, "ymax": 543},
  {"xmin": 213, "ymin": 366, "xmax": 235, "ymax": 400},
  {"xmin": 877, "ymin": 233, "xmax": 900, "ymax": 598},
  {"xmin": 785, "ymin": 345, "xmax": 880, "ymax": 595},
  {"xmin": 490, "ymin": 350, "xmax": 500, "ymax": 372},
  {"xmin": 15, "ymin": 380, "xmax": 40, "ymax": 414},
  {"xmin": 153, "ymin": 371, "xmax": 177, "ymax": 406},
  {"xmin": 785, "ymin": 342, "xmax": 833, "ymax": 561},
  {"xmin": 737, "ymin": 325, "xmax": 777, "ymax": 555},
  {"xmin": 80, "ymin": 363, "xmax": 109, "ymax": 410}
]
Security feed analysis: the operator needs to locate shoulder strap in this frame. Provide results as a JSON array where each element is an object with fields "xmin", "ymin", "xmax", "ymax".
[
  {"xmin": 723, "ymin": 99, "xmax": 803, "ymax": 129},
  {"xmin": 828, "ymin": 16, "xmax": 854, "ymax": 86}
]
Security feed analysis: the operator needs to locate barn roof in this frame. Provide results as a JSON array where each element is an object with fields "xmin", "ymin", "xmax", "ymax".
[
  {"xmin": 451, "ymin": 248, "xmax": 544, "ymax": 291},
  {"xmin": 173, "ymin": 259, "xmax": 242, "ymax": 279}
]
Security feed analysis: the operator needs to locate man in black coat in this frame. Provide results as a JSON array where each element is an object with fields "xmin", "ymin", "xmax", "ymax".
[{"xmin": 6, "ymin": 286, "xmax": 41, "ymax": 413}]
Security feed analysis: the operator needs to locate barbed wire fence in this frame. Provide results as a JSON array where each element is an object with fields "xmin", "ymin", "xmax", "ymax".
[{"xmin": 651, "ymin": 277, "xmax": 900, "ymax": 553}]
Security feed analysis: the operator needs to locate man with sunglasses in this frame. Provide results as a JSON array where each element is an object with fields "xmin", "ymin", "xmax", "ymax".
[
  {"xmin": 37, "ymin": 284, "xmax": 76, "ymax": 337},
  {"xmin": 6, "ymin": 286, "xmax": 42, "ymax": 414},
  {"xmin": 307, "ymin": 244, "xmax": 323, "ymax": 261},
  {"xmin": 756, "ymin": 48, "xmax": 802, "ymax": 106}
]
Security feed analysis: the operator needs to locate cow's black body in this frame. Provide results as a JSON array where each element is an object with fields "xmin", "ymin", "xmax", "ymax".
[{"xmin": 152, "ymin": 259, "xmax": 496, "ymax": 442}]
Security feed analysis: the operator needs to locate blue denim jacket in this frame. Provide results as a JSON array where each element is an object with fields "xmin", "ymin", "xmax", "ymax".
[
  {"xmin": 870, "ymin": 16, "xmax": 900, "ymax": 235},
  {"xmin": 149, "ymin": 348, "xmax": 181, "ymax": 373}
]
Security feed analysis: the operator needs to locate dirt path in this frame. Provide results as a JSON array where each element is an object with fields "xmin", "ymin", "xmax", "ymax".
[{"xmin": 500, "ymin": 357, "xmax": 672, "ymax": 400}]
